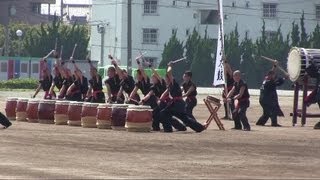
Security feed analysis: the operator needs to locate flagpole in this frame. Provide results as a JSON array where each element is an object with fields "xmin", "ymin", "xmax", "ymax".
[{"xmin": 217, "ymin": 0, "xmax": 231, "ymax": 118}]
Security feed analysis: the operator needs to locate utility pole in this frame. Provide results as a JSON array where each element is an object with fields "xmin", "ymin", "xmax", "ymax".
[
  {"xmin": 127, "ymin": 0, "xmax": 132, "ymax": 75},
  {"xmin": 100, "ymin": 27, "xmax": 105, "ymax": 67},
  {"xmin": 60, "ymin": 0, "xmax": 64, "ymax": 21}
]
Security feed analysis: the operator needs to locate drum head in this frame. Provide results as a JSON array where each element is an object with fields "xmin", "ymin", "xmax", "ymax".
[{"xmin": 287, "ymin": 48, "xmax": 302, "ymax": 82}]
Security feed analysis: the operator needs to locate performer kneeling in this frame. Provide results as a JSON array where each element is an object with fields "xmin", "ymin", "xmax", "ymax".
[
  {"xmin": 87, "ymin": 59, "xmax": 106, "ymax": 103},
  {"xmin": 104, "ymin": 67, "xmax": 121, "ymax": 103},
  {"xmin": 256, "ymin": 61, "xmax": 286, "ymax": 127},
  {"xmin": 182, "ymin": 71, "xmax": 197, "ymax": 119},
  {"xmin": 33, "ymin": 68, "xmax": 53, "ymax": 99},
  {"xmin": 226, "ymin": 70, "xmax": 251, "ymax": 131},
  {"xmin": 66, "ymin": 61, "xmax": 88, "ymax": 101},
  {"xmin": 159, "ymin": 62, "xmax": 205, "ymax": 133}
]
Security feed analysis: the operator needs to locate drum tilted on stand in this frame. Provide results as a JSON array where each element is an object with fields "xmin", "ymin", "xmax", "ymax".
[
  {"xmin": 81, "ymin": 103, "xmax": 98, "ymax": 128},
  {"xmin": 68, "ymin": 101, "xmax": 84, "ymax": 126},
  {"xmin": 125, "ymin": 105, "xmax": 153, "ymax": 132},
  {"xmin": 96, "ymin": 104, "xmax": 112, "ymax": 129},
  {"xmin": 54, "ymin": 101, "xmax": 70, "ymax": 125},
  {"xmin": 26, "ymin": 99, "xmax": 40, "ymax": 123},
  {"xmin": 5, "ymin": 97, "xmax": 18, "ymax": 120},
  {"xmin": 38, "ymin": 100, "xmax": 56, "ymax": 124},
  {"xmin": 287, "ymin": 47, "xmax": 320, "ymax": 82},
  {"xmin": 111, "ymin": 104, "xmax": 128, "ymax": 130},
  {"xmin": 16, "ymin": 98, "xmax": 29, "ymax": 121}
]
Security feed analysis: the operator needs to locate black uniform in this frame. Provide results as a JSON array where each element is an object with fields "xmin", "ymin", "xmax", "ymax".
[
  {"xmin": 59, "ymin": 76, "xmax": 74, "ymax": 99},
  {"xmin": 89, "ymin": 75, "xmax": 105, "ymax": 103},
  {"xmin": 120, "ymin": 75, "xmax": 140, "ymax": 104},
  {"xmin": 40, "ymin": 75, "xmax": 53, "ymax": 99},
  {"xmin": 54, "ymin": 74, "xmax": 63, "ymax": 90},
  {"xmin": 0, "ymin": 112, "xmax": 12, "ymax": 128},
  {"xmin": 159, "ymin": 79, "xmax": 205, "ymax": 133},
  {"xmin": 182, "ymin": 80, "xmax": 197, "ymax": 118},
  {"xmin": 223, "ymin": 73, "xmax": 235, "ymax": 119},
  {"xmin": 256, "ymin": 76, "xmax": 285, "ymax": 126},
  {"xmin": 66, "ymin": 76, "xmax": 88, "ymax": 101},
  {"xmin": 232, "ymin": 80, "xmax": 251, "ymax": 130},
  {"xmin": 105, "ymin": 74, "xmax": 121, "ymax": 102}
]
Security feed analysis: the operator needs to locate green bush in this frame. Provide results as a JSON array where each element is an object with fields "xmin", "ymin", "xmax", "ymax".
[{"xmin": 0, "ymin": 78, "xmax": 38, "ymax": 89}]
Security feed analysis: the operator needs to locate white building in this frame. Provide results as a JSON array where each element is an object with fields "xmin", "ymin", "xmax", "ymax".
[{"xmin": 90, "ymin": 0, "xmax": 320, "ymax": 68}]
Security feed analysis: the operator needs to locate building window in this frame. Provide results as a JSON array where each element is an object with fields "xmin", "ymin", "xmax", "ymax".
[
  {"xmin": 263, "ymin": 3, "xmax": 277, "ymax": 18},
  {"xmin": 31, "ymin": 3, "xmax": 41, "ymax": 14},
  {"xmin": 200, "ymin": 10, "xmax": 219, "ymax": 24},
  {"xmin": 173, "ymin": 1, "xmax": 176, "ymax": 6},
  {"xmin": 187, "ymin": 1, "xmax": 190, "ymax": 7},
  {"xmin": 143, "ymin": 57, "xmax": 157, "ymax": 68},
  {"xmin": 265, "ymin": 31, "xmax": 277, "ymax": 40},
  {"xmin": 316, "ymin": 5, "xmax": 320, "ymax": 20},
  {"xmin": 143, "ymin": 28, "xmax": 158, "ymax": 44},
  {"xmin": 0, "ymin": 62, "xmax": 7, "ymax": 73},
  {"xmin": 144, "ymin": 0, "xmax": 158, "ymax": 15},
  {"xmin": 21, "ymin": 63, "xmax": 28, "ymax": 73},
  {"xmin": 32, "ymin": 64, "xmax": 39, "ymax": 73}
]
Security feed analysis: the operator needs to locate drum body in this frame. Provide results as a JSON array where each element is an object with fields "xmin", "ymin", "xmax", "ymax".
[
  {"xmin": 287, "ymin": 47, "xmax": 320, "ymax": 82},
  {"xmin": 54, "ymin": 101, "xmax": 70, "ymax": 125},
  {"xmin": 38, "ymin": 100, "xmax": 56, "ymax": 124},
  {"xmin": 111, "ymin": 104, "xmax": 128, "ymax": 130},
  {"xmin": 16, "ymin": 98, "xmax": 29, "ymax": 121},
  {"xmin": 26, "ymin": 99, "xmax": 40, "ymax": 123},
  {"xmin": 5, "ymin": 97, "xmax": 18, "ymax": 120},
  {"xmin": 96, "ymin": 104, "xmax": 112, "ymax": 129},
  {"xmin": 68, "ymin": 102, "xmax": 84, "ymax": 126},
  {"xmin": 81, "ymin": 103, "xmax": 98, "ymax": 128},
  {"xmin": 125, "ymin": 105, "xmax": 153, "ymax": 132}
]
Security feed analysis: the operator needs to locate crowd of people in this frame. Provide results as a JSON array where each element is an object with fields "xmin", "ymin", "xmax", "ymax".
[{"xmin": 1, "ymin": 52, "xmax": 320, "ymax": 130}]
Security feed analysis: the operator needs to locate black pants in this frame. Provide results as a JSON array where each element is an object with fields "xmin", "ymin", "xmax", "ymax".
[
  {"xmin": 257, "ymin": 102, "xmax": 278, "ymax": 126},
  {"xmin": 185, "ymin": 97, "xmax": 197, "ymax": 119},
  {"xmin": 0, "ymin": 112, "xmax": 12, "ymax": 128},
  {"xmin": 160, "ymin": 100, "xmax": 204, "ymax": 132},
  {"xmin": 233, "ymin": 101, "xmax": 251, "ymax": 130}
]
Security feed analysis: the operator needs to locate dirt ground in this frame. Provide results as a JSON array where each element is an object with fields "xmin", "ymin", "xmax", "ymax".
[{"xmin": 0, "ymin": 91, "xmax": 319, "ymax": 179}]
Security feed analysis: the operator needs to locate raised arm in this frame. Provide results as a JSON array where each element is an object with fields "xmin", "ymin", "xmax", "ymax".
[{"xmin": 109, "ymin": 55, "xmax": 124, "ymax": 79}]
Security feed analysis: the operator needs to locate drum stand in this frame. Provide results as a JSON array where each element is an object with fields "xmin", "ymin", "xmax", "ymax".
[{"xmin": 203, "ymin": 96, "xmax": 225, "ymax": 130}]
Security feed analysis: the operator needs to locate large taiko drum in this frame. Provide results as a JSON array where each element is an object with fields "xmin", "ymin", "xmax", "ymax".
[
  {"xmin": 81, "ymin": 103, "xmax": 99, "ymax": 128},
  {"xmin": 5, "ymin": 97, "xmax": 18, "ymax": 120},
  {"xmin": 68, "ymin": 101, "xmax": 84, "ymax": 126},
  {"xmin": 38, "ymin": 100, "xmax": 56, "ymax": 124},
  {"xmin": 16, "ymin": 98, "xmax": 29, "ymax": 121},
  {"xmin": 26, "ymin": 99, "xmax": 40, "ymax": 123},
  {"xmin": 111, "ymin": 104, "xmax": 128, "ymax": 130},
  {"xmin": 96, "ymin": 104, "xmax": 112, "ymax": 129},
  {"xmin": 287, "ymin": 47, "xmax": 320, "ymax": 82},
  {"xmin": 125, "ymin": 105, "xmax": 153, "ymax": 132},
  {"xmin": 54, "ymin": 101, "xmax": 70, "ymax": 125}
]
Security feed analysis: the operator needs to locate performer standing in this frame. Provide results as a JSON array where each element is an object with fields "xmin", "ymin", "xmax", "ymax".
[
  {"xmin": 226, "ymin": 70, "xmax": 251, "ymax": 131},
  {"xmin": 256, "ymin": 61, "xmax": 286, "ymax": 127},
  {"xmin": 32, "ymin": 67, "xmax": 53, "ymax": 99},
  {"xmin": 222, "ymin": 59, "xmax": 235, "ymax": 120},
  {"xmin": 182, "ymin": 71, "xmax": 197, "ymax": 119},
  {"xmin": 159, "ymin": 62, "xmax": 205, "ymax": 133},
  {"xmin": 87, "ymin": 59, "xmax": 105, "ymax": 103},
  {"xmin": 104, "ymin": 66, "xmax": 121, "ymax": 103}
]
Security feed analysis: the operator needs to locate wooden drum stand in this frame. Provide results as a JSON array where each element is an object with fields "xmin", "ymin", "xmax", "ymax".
[{"xmin": 203, "ymin": 96, "xmax": 225, "ymax": 130}]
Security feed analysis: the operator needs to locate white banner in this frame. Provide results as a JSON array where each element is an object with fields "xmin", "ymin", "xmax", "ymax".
[{"xmin": 213, "ymin": 0, "xmax": 225, "ymax": 86}]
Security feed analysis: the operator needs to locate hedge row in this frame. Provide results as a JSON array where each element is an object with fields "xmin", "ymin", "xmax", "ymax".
[{"xmin": 0, "ymin": 78, "xmax": 38, "ymax": 89}]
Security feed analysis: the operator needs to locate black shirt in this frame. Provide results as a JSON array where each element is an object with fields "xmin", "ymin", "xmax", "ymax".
[
  {"xmin": 53, "ymin": 74, "xmax": 63, "ymax": 90},
  {"xmin": 74, "ymin": 76, "xmax": 88, "ymax": 94},
  {"xmin": 63, "ymin": 76, "xmax": 74, "ymax": 88},
  {"xmin": 40, "ymin": 75, "xmax": 53, "ymax": 91},
  {"xmin": 89, "ymin": 75, "xmax": 103, "ymax": 91},
  {"xmin": 169, "ymin": 79, "xmax": 182, "ymax": 98},
  {"xmin": 135, "ymin": 77, "xmax": 151, "ymax": 96},
  {"xmin": 120, "ymin": 75, "xmax": 135, "ymax": 94},
  {"xmin": 150, "ymin": 79, "xmax": 166, "ymax": 98},
  {"xmin": 105, "ymin": 74, "xmax": 121, "ymax": 95},
  {"xmin": 260, "ymin": 77, "xmax": 284, "ymax": 104},
  {"xmin": 234, "ymin": 80, "xmax": 250, "ymax": 100},
  {"xmin": 182, "ymin": 81, "xmax": 197, "ymax": 97}
]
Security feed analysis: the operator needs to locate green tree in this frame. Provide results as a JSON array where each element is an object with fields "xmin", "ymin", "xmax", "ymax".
[
  {"xmin": 185, "ymin": 28, "xmax": 200, "ymax": 70},
  {"xmin": 291, "ymin": 21, "xmax": 300, "ymax": 47},
  {"xmin": 299, "ymin": 11, "xmax": 309, "ymax": 47},
  {"xmin": 224, "ymin": 23, "xmax": 241, "ymax": 70},
  {"xmin": 311, "ymin": 24, "xmax": 320, "ymax": 48}
]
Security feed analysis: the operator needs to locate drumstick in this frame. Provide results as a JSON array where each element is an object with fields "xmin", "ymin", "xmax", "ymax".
[
  {"xmin": 70, "ymin": 43, "xmax": 78, "ymax": 60},
  {"xmin": 43, "ymin": 50, "xmax": 55, "ymax": 59},
  {"xmin": 261, "ymin": 56, "xmax": 289, "ymax": 75},
  {"xmin": 60, "ymin": 45, "xmax": 63, "ymax": 59},
  {"xmin": 171, "ymin": 57, "xmax": 187, "ymax": 64},
  {"xmin": 135, "ymin": 51, "xmax": 147, "ymax": 61},
  {"xmin": 54, "ymin": 38, "xmax": 58, "ymax": 51}
]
